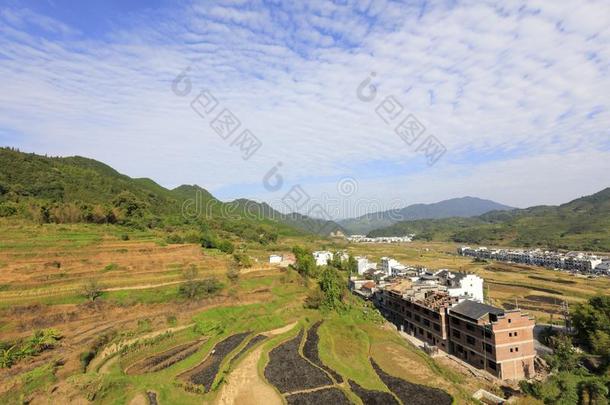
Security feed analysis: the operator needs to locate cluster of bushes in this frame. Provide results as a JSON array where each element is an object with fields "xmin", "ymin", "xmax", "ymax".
[
  {"xmin": 521, "ymin": 295, "xmax": 610, "ymax": 404},
  {"xmin": 289, "ymin": 245, "xmax": 347, "ymax": 312},
  {"xmin": 0, "ymin": 329, "xmax": 62, "ymax": 368},
  {"xmin": 178, "ymin": 266, "xmax": 224, "ymax": 300}
]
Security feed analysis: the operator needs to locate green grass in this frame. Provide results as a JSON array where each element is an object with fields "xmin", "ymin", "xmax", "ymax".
[{"xmin": 0, "ymin": 362, "xmax": 58, "ymax": 404}]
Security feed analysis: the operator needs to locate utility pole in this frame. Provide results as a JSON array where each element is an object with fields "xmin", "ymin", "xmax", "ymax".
[{"xmin": 561, "ymin": 300, "xmax": 571, "ymax": 332}]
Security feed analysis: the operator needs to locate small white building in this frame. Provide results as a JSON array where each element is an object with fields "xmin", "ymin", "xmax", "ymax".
[
  {"xmin": 355, "ymin": 256, "xmax": 370, "ymax": 275},
  {"xmin": 313, "ymin": 251, "xmax": 333, "ymax": 266},
  {"xmin": 380, "ymin": 257, "xmax": 400, "ymax": 276},
  {"xmin": 435, "ymin": 270, "xmax": 484, "ymax": 302},
  {"xmin": 269, "ymin": 254, "xmax": 282, "ymax": 264}
]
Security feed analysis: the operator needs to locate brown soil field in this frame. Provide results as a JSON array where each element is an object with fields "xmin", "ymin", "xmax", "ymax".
[{"xmin": 0, "ymin": 241, "xmax": 229, "ymax": 303}]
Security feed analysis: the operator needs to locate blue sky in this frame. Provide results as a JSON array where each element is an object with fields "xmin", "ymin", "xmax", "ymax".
[{"xmin": 1, "ymin": 0, "xmax": 610, "ymax": 217}]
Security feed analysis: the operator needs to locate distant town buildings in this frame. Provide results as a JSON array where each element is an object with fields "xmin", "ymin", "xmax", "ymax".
[
  {"xmin": 347, "ymin": 235, "xmax": 414, "ymax": 243},
  {"xmin": 458, "ymin": 246, "xmax": 608, "ymax": 274}
]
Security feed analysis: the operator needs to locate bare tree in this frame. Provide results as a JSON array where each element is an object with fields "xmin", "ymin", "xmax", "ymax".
[{"xmin": 82, "ymin": 279, "xmax": 103, "ymax": 302}]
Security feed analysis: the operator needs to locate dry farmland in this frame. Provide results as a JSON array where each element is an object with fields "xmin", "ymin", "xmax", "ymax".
[{"xmin": 347, "ymin": 241, "xmax": 610, "ymax": 323}]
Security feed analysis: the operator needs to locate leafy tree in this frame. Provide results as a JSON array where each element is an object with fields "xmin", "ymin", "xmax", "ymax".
[
  {"xmin": 179, "ymin": 266, "xmax": 223, "ymax": 299},
  {"xmin": 572, "ymin": 295, "xmax": 610, "ymax": 366},
  {"xmin": 112, "ymin": 191, "xmax": 147, "ymax": 218},
  {"xmin": 292, "ymin": 246, "xmax": 317, "ymax": 277},
  {"xmin": 318, "ymin": 267, "xmax": 345, "ymax": 311},
  {"xmin": 179, "ymin": 265, "xmax": 200, "ymax": 299},
  {"xmin": 547, "ymin": 334, "xmax": 581, "ymax": 372},
  {"xmin": 330, "ymin": 252, "xmax": 343, "ymax": 269},
  {"xmin": 347, "ymin": 254, "xmax": 358, "ymax": 275}
]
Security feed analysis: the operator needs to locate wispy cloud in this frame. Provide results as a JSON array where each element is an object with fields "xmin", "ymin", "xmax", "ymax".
[{"xmin": 0, "ymin": 0, "xmax": 609, "ymax": 213}]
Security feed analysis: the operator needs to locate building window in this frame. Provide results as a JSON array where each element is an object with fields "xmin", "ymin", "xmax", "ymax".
[
  {"xmin": 434, "ymin": 323, "xmax": 440, "ymax": 331},
  {"xmin": 427, "ymin": 332, "xmax": 432, "ymax": 339},
  {"xmin": 515, "ymin": 347, "xmax": 519, "ymax": 352},
  {"xmin": 466, "ymin": 335, "xmax": 475, "ymax": 345},
  {"xmin": 466, "ymin": 323, "xmax": 475, "ymax": 331},
  {"xmin": 485, "ymin": 343, "xmax": 493, "ymax": 354},
  {"xmin": 423, "ymin": 319, "xmax": 430, "ymax": 327},
  {"xmin": 484, "ymin": 330, "xmax": 492, "ymax": 339},
  {"xmin": 414, "ymin": 315, "xmax": 421, "ymax": 322},
  {"xmin": 510, "ymin": 348, "xmax": 513, "ymax": 353},
  {"xmin": 451, "ymin": 317, "xmax": 460, "ymax": 326},
  {"xmin": 488, "ymin": 360, "xmax": 497, "ymax": 370},
  {"xmin": 514, "ymin": 332, "xmax": 518, "ymax": 337},
  {"xmin": 452, "ymin": 330, "xmax": 461, "ymax": 339},
  {"xmin": 508, "ymin": 319, "xmax": 512, "ymax": 323},
  {"xmin": 509, "ymin": 332, "xmax": 513, "ymax": 337}
]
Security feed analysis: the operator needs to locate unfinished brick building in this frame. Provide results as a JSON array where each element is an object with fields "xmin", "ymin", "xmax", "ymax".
[{"xmin": 375, "ymin": 282, "xmax": 535, "ymax": 380}]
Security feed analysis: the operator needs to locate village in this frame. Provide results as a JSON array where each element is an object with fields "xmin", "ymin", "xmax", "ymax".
[
  {"xmin": 458, "ymin": 246, "xmax": 610, "ymax": 275},
  {"xmin": 269, "ymin": 249, "xmax": 540, "ymax": 384}
]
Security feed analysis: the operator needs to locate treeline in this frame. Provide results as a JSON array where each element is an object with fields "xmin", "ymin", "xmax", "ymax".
[
  {"xmin": 290, "ymin": 246, "xmax": 357, "ymax": 312},
  {"xmin": 521, "ymin": 295, "xmax": 610, "ymax": 404}
]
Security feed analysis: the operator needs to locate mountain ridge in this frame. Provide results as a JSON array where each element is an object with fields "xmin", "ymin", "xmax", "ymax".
[
  {"xmin": 0, "ymin": 147, "xmax": 342, "ymax": 236},
  {"xmin": 367, "ymin": 187, "xmax": 610, "ymax": 251},
  {"xmin": 339, "ymin": 196, "xmax": 514, "ymax": 234}
]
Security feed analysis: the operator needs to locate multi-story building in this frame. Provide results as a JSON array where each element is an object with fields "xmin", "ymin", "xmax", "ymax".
[
  {"xmin": 448, "ymin": 301, "xmax": 535, "ymax": 380},
  {"xmin": 380, "ymin": 257, "xmax": 400, "ymax": 276},
  {"xmin": 375, "ymin": 281, "xmax": 456, "ymax": 353},
  {"xmin": 374, "ymin": 281, "xmax": 535, "ymax": 381}
]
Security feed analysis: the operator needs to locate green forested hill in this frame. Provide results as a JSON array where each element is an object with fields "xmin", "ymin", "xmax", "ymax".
[
  {"xmin": 368, "ymin": 188, "xmax": 610, "ymax": 252},
  {"xmin": 0, "ymin": 147, "xmax": 340, "ymax": 237}
]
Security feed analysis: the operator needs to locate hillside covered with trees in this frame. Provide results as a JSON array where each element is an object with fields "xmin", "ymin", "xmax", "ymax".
[
  {"xmin": 0, "ymin": 147, "xmax": 341, "ymax": 239},
  {"xmin": 368, "ymin": 188, "xmax": 610, "ymax": 252}
]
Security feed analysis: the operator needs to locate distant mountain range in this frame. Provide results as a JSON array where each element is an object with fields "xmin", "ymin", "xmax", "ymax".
[
  {"xmin": 368, "ymin": 188, "xmax": 610, "ymax": 252},
  {"xmin": 338, "ymin": 197, "xmax": 514, "ymax": 234}
]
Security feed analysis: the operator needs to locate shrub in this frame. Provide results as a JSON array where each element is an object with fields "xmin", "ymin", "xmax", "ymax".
[
  {"xmin": 166, "ymin": 233, "xmax": 183, "ymax": 244},
  {"xmin": 218, "ymin": 240, "xmax": 235, "ymax": 254}
]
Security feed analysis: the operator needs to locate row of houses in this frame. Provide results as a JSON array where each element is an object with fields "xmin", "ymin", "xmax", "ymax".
[
  {"xmin": 347, "ymin": 234, "xmax": 414, "ymax": 243},
  {"xmin": 458, "ymin": 246, "xmax": 609, "ymax": 274},
  {"xmin": 351, "ymin": 269, "xmax": 535, "ymax": 381}
]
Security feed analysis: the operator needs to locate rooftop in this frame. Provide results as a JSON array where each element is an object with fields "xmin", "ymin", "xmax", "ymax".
[{"xmin": 450, "ymin": 300, "xmax": 504, "ymax": 321}]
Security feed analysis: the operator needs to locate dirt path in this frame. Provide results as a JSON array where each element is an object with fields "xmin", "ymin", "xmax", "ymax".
[
  {"xmin": 215, "ymin": 345, "xmax": 282, "ymax": 405},
  {"xmin": 215, "ymin": 322, "xmax": 297, "ymax": 405}
]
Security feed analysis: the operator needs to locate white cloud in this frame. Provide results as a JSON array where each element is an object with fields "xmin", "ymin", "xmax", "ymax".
[{"xmin": 0, "ymin": 0, "xmax": 609, "ymax": 216}]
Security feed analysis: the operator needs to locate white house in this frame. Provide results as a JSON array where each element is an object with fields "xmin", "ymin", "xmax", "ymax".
[
  {"xmin": 435, "ymin": 270, "xmax": 484, "ymax": 302},
  {"xmin": 269, "ymin": 255, "xmax": 282, "ymax": 264},
  {"xmin": 355, "ymin": 256, "xmax": 370, "ymax": 275},
  {"xmin": 380, "ymin": 257, "xmax": 400, "ymax": 276},
  {"xmin": 313, "ymin": 251, "xmax": 333, "ymax": 266}
]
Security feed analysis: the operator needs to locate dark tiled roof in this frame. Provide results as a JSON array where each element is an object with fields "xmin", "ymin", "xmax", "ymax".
[{"xmin": 450, "ymin": 300, "xmax": 504, "ymax": 320}]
